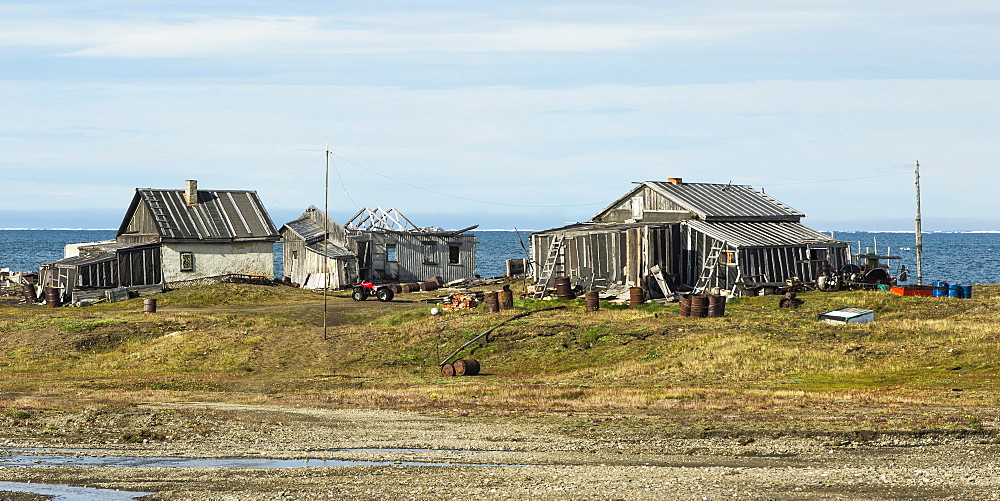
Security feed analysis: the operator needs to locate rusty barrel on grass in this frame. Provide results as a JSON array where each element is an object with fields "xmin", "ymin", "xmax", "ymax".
[
  {"xmin": 21, "ymin": 284, "xmax": 38, "ymax": 304},
  {"xmin": 678, "ymin": 293, "xmax": 692, "ymax": 316},
  {"xmin": 453, "ymin": 358, "xmax": 481, "ymax": 376},
  {"xmin": 43, "ymin": 287, "xmax": 60, "ymax": 308},
  {"xmin": 441, "ymin": 363, "xmax": 455, "ymax": 377},
  {"xmin": 629, "ymin": 287, "xmax": 645, "ymax": 308},
  {"xmin": 420, "ymin": 280, "xmax": 439, "ymax": 292},
  {"xmin": 402, "ymin": 282, "xmax": 420, "ymax": 293},
  {"xmin": 584, "ymin": 291, "xmax": 600, "ymax": 312},
  {"xmin": 143, "ymin": 298, "xmax": 157, "ymax": 313},
  {"xmin": 706, "ymin": 294, "xmax": 725, "ymax": 317},
  {"xmin": 498, "ymin": 289, "xmax": 514, "ymax": 311},
  {"xmin": 484, "ymin": 291, "xmax": 500, "ymax": 313},
  {"xmin": 689, "ymin": 294, "xmax": 708, "ymax": 317},
  {"xmin": 554, "ymin": 276, "xmax": 575, "ymax": 300}
]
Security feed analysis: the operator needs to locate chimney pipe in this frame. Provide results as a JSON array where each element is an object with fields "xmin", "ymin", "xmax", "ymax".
[
  {"xmin": 667, "ymin": 178, "xmax": 683, "ymax": 185},
  {"xmin": 185, "ymin": 180, "xmax": 198, "ymax": 205}
]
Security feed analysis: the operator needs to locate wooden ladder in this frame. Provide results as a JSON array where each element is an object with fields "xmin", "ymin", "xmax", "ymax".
[
  {"xmin": 533, "ymin": 234, "xmax": 565, "ymax": 298},
  {"xmin": 144, "ymin": 194, "xmax": 177, "ymax": 236},
  {"xmin": 693, "ymin": 246, "xmax": 724, "ymax": 293}
]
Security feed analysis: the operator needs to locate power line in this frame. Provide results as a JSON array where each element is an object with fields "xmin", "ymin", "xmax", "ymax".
[
  {"xmin": 760, "ymin": 171, "xmax": 908, "ymax": 188},
  {"xmin": 328, "ymin": 152, "xmax": 606, "ymax": 208}
]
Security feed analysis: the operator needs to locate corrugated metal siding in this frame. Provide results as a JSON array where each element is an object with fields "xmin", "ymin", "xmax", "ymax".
[
  {"xmin": 647, "ymin": 182, "xmax": 803, "ymax": 221},
  {"xmin": 683, "ymin": 220, "xmax": 840, "ymax": 248},
  {"xmin": 133, "ymin": 189, "xmax": 279, "ymax": 242}
]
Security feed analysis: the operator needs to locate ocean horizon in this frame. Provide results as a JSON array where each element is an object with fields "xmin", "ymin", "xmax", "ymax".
[{"xmin": 2, "ymin": 229, "xmax": 998, "ymax": 284}]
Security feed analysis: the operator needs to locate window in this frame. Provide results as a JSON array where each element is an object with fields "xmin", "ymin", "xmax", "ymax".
[
  {"xmin": 721, "ymin": 250, "xmax": 737, "ymax": 265},
  {"xmin": 386, "ymin": 244, "xmax": 397, "ymax": 263},
  {"xmin": 179, "ymin": 252, "xmax": 194, "ymax": 272},
  {"xmin": 449, "ymin": 244, "xmax": 461, "ymax": 265},
  {"xmin": 291, "ymin": 250, "xmax": 299, "ymax": 259},
  {"xmin": 422, "ymin": 241, "xmax": 437, "ymax": 264}
]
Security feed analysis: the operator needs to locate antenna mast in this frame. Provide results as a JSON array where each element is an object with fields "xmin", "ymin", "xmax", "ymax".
[{"xmin": 914, "ymin": 160, "xmax": 923, "ymax": 285}]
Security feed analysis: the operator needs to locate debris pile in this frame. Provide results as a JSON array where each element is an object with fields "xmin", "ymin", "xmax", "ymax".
[{"xmin": 440, "ymin": 293, "xmax": 482, "ymax": 312}]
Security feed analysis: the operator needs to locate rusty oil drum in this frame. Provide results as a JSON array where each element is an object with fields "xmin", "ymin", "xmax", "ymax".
[
  {"xmin": 420, "ymin": 280, "xmax": 439, "ymax": 292},
  {"xmin": 21, "ymin": 284, "xmax": 38, "ymax": 304},
  {"xmin": 706, "ymin": 294, "xmax": 726, "ymax": 317},
  {"xmin": 441, "ymin": 363, "xmax": 455, "ymax": 377},
  {"xmin": 403, "ymin": 282, "xmax": 420, "ymax": 293},
  {"xmin": 554, "ymin": 276, "xmax": 575, "ymax": 300},
  {"xmin": 629, "ymin": 287, "xmax": 645, "ymax": 308},
  {"xmin": 678, "ymin": 293, "xmax": 692, "ymax": 316},
  {"xmin": 498, "ymin": 289, "xmax": 514, "ymax": 311},
  {"xmin": 689, "ymin": 294, "xmax": 708, "ymax": 317},
  {"xmin": 453, "ymin": 358, "xmax": 481, "ymax": 376},
  {"xmin": 584, "ymin": 291, "xmax": 600, "ymax": 312},
  {"xmin": 143, "ymin": 297, "xmax": 157, "ymax": 313},
  {"xmin": 484, "ymin": 291, "xmax": 500, "ymax": 313},
  {"xmin": 43, "ymin": 287, "xmax": 60, "ymax": 308}
]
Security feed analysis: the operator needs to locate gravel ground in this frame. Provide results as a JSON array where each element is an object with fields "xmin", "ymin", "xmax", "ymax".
[{"xmin": 0, "ymin": 403, "xmax": 998, "ymax": 500}]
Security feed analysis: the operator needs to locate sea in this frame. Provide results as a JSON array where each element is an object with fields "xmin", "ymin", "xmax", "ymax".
[{"xmin": 1, "ymin": 229, "xmax": 998, "ymax": 285}]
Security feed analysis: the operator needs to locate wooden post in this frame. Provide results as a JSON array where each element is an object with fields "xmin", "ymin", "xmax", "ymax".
[{"xmin": 914, "ymin": 160, "xmax": 923, "ymax": 285}]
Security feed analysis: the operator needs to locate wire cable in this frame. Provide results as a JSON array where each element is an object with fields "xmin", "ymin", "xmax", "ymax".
[{"xmin": 328, "ymin": 152, "xmax": 606, "ymax": 208}]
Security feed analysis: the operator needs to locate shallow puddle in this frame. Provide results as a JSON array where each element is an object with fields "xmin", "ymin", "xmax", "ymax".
[{"xmin": 0, "ymin": 481, "xmax": 153, "ymax": 500}]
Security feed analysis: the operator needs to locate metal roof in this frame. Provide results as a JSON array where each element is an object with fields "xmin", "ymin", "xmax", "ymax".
[
  {"xmin": 684, "ymin": 220, "xmax": 844, "ymax": 248},
  {"xmin": 119, "ymin": 189, "xmax": 279, "ymax": 242},
  {"xmin": 645, "ymin": 182, "xmax": 803, "ymax": 221},
  {"xmin": 42, "ymin": 253, "xmax": 116, "ymax": 267},
  {"xmin": 282, "ymin": 217, "xmax": 327, "ymax": 245},
  {"xmin": 281, "ymin": 215, "xmax": 356, "ymax": 259}
]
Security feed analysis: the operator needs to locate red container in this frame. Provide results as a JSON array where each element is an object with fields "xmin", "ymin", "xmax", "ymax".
[{"xmin": 891, "ymin": 285, "xmax": 934, "ymax": 297}]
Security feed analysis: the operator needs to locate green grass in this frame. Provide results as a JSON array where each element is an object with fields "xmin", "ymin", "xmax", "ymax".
[{"xmin": 2, "ymin": 282, "xmax": 1000, "ymax": 434}]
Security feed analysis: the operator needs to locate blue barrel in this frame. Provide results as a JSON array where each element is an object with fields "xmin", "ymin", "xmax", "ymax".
[
  {"xmin": 960, "ymin": 284, "xmax": 973, "ymax": 299},
  {"xmin": 948, "ymin": 284, "xmax": 963, "ymax": 298},
  {"xmin": 932, "ymin": 281, "xmax": 949, "ymax": 297}
]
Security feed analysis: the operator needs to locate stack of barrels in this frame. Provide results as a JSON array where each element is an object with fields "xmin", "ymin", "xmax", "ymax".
[
  {"xmin": 554, "ymin": 276, "xmax": 576, "ymax": 300},
  {"xmin": 441, "ymin": 358, "xmax": 481, "ymax": 377},
  {"xmin": 678, "ymin": 293, "xmax": 726, "ymax": 317}
]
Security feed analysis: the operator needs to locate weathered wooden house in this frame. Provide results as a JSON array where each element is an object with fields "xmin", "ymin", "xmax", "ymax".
[
  {"xmin": 344, "ymin": 207, "xmax": 477, "ymax": 283},
  {"xmin": 281, "ymin": 206, "xmax": 477, "ymax": 286},
  {"xmin": 530, "ymin": 179, "xmax": 849, "ymax": 296},
  {"xmin": 279, "ymin": 206, "xmax": 358, "ymax": 289},
  {"xmin": 39, "ymin": 180, "xmax": 279, "ymax": 302}
]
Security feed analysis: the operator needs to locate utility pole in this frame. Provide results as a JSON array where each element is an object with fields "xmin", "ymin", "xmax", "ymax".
[
  {"xmin": 323, "ymin": 146, "xmax": 330, "ymax": 340},
  {"xmin": 914, "ymin": 160, "xmax": 923, "ymax": 285}
]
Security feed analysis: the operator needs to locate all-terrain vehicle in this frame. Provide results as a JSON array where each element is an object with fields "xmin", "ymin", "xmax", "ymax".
[{"xmin": 351, "ymin": 281, "xmax": 395, "ymax": 302}]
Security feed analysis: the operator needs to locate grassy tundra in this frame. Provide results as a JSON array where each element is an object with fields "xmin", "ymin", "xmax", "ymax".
[{"xmin": 1, "ymin": 282, "xmax": 998, "ymax": 439}]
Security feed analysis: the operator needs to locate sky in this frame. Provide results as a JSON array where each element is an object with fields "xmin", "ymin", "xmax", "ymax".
[{"xmin": 2, "ymin": 1, "xmax": 999, "ymax": 231}]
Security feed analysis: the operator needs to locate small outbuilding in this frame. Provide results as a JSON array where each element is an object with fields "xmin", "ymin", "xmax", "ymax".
[
  {"xmin": 280, "ymin": 206, "xmax": 478, "ymax": 287},
  {"xmin": 279, "ymin": 206, "xmax": 358, "ymax": 290},
  {"xmin": 531, "ymin": 179, "xmax": 850, "ymax": 296}
]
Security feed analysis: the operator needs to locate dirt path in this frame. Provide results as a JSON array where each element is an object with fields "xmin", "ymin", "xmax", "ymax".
[{"xmin": 0, "ymin": 402, "xmax": 997, "ymax": 500}]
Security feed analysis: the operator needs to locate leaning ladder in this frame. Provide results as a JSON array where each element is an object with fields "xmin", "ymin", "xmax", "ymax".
[
  {"xmin": 693, "ymin": 246, "xmax": 724, "ymax": 293},
  {"xmin": 533, "ymin": 234, "xmax": 565, "ymax": 298}
]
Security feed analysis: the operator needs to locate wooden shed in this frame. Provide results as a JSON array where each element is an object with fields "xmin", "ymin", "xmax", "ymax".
[
  {"xmin": 279, "ymin": 206, "xmax": 358, "ymax": 289},
  {"xmin": 531, "ymin": 179, "xmax": 849, "ymax": 296}
]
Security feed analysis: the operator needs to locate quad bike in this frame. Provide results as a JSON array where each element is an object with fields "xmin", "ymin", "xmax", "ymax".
[{"xmin": 351, "ymin": 281, "xmax": 395, "ymax": 302}]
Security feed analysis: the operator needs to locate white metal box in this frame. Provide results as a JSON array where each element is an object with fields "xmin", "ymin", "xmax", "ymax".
[{"xmin": 818, "ymin": 307, "xmax": 874, "ymax": 325}]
